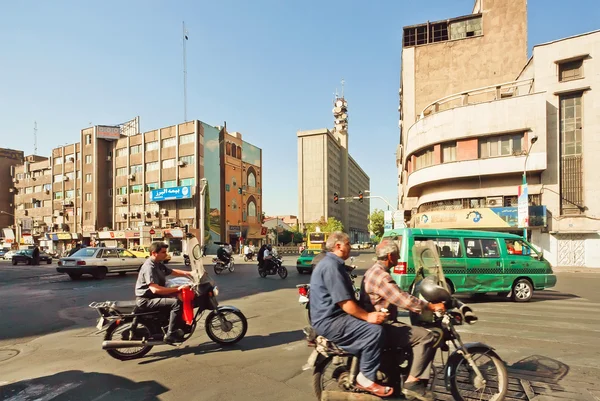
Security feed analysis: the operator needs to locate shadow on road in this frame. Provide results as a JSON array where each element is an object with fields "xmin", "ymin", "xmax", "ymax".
[
  {"xmin": 0, "ymin": 370, "xmax": 168, "ymax": 401},
  {"xmin": 139, "ymin": 329, "xmax": 305, "ymax": 364}
]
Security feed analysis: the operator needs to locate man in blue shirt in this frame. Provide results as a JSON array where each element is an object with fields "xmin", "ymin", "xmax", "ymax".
[{"xmin": 309, "ymin": 232, "xmax": 392, "ymax": 398}]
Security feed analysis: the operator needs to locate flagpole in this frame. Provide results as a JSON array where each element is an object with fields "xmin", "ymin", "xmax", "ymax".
[{"xmin": 183, "ymin": 21, "xmax": 188, "ymax": 122}]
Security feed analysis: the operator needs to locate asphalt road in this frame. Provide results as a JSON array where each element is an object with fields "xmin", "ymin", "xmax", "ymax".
[{"xmin": 1, "ymin": 255, "xmax": 599, "ymax": 401}]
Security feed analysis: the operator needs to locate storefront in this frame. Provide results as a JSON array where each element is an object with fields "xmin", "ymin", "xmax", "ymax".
[
  {"xmin": 164, "ymin": 228, "xmax": 184, "ymax": 254},
  {"xmin": 242, "ymin": 224, "xmax": 266, "ymax": 248},
  {"xmin": 96, "ymin": 231, "xmax": 127, "ymax": 248}
]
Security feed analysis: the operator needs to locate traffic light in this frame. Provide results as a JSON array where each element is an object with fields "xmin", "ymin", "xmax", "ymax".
[
  {"xmin": 333, "ymin": 192, "xmax": 339, "ymax": 204},
  {"xmin": 358, "ymin": 191, "xmax": 363, "ymax": 203}
]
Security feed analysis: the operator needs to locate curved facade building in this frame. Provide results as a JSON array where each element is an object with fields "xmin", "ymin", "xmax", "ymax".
[{"xmin": 398, "ymin": 0, "xmax": 600, "ymax": 267}]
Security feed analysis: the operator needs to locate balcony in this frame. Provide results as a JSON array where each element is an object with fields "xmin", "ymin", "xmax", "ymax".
[{"xmin": 404, "ymin": 81, "xmax": 546, "ymax": 158}]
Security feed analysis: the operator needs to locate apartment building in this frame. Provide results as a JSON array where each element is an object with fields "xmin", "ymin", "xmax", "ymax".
[
  {"xmin": 11, "ymin": 119, "xmax": 263, "ymax": 253},
  {"xmin": 0, "ymin": 148, "xmax": 24, "ymax": 230},
  {"xmin": 398, "ymin": 0, "xmax": 600, "ymax": 266}
]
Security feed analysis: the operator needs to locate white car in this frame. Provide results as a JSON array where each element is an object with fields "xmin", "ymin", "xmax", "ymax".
[
  {"xmin": 3, "ymin": 250, "xmax": 17, "ymax": 260},
  {"xmin": 56, "ymin": 247, "xmax": 143, "ymax": 280}
]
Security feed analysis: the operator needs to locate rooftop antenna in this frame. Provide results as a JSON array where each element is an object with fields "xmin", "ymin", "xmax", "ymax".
[
  {"xmin": 33, "ymin": 121, "xmax": 38, "ymax": 155},
  {"xmin": 341, "ymin": 78, "xmax": 345, "ymax": 98},
  {"xmin": 183, "ymin": 21, "xmax": 189, "ymax": 122}
]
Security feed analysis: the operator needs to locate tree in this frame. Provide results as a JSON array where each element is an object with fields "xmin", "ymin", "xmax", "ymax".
[
  {"xmin": 304, "ymin": 216, "xmax": 344, "ymax": 233},
  {"xmin": 292, "ymin": 231, "xmax": 304, "ymax": 244},
  {"xmin": 278, "ymin": 230, "xmax": 293, "ymax": 245},
  {"xmin": 368, "ymin": 209, "xmax": 385, "ymax": 241}
]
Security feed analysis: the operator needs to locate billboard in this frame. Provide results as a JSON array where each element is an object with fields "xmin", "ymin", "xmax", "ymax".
[
  {"xmin": 150, "ymin": 186, "xmax": 192, "ymax": 202},
  {"xmin": 518, "ymin": 184, "xmax": 529, "ymax": 228},
  {"xmin": 96, "ymin": 125, "xmax": 121, "ymax": 140},
  {"xmin": 414, "ymin": 206, "xmax": 547, "ymax": 229}
]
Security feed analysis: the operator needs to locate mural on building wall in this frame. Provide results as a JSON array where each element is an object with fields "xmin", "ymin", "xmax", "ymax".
[
  {"xmin": 242, "ymin": 141, "xmax": 261, "ymax": 168},
  {"xmin": 202, "ymin": 123, "xmax": 222, "ymax": 252}
]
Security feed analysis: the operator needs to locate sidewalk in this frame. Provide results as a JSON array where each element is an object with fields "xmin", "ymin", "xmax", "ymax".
[{"xmin": 552, "ymin": 265, "xmax": 600, "ymax": 273}]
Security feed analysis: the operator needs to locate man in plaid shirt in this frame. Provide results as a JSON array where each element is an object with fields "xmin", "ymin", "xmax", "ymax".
[{"xmin": 360, "ymin": 239, "xmax": 445, "ymax": 401}]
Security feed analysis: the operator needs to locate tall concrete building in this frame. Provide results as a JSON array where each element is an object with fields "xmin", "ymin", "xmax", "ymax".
[
  {"xmin": 0, "ymin": 148, "xmax": 25, "ymax": 245},
  {"xmin": 398, "ymin": 0, "xmax": 600, "ymax": 267},
  {"xmin": 297, "ymin": 97, "xmax": 370, "ymax": 243},
  {"xmin": 10, "ymin": 118, "xmax": 263, "ymax": 253}
]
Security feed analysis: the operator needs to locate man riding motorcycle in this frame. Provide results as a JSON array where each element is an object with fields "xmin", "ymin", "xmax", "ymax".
[
  {"xmin": 135, "ymin": 242, "xmax": 193, "ymax": 344},
  {"xmin": 216, "ymin": 243, "xmax": 232, "ymax": 267},
  {"xmin": 359, "ymin": 239, "xmax": 445, "ymax": 401}
]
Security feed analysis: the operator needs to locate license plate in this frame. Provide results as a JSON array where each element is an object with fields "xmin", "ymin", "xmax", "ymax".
[{"xmin": 96, "ymin": 317, "xmax": 106, "ymax": 330}]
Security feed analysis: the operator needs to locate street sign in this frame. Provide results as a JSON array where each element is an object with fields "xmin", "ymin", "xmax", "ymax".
[
  {"xmin": 393, "ymin": 209, "xmax": 405, "ymax": 229},
  {"xmin": 518, "ymin": 184, "xmax": 529, "ymax": 228},
  {"xmin": 384, "ymin": 210, "xmax": 393, "ymax": 230},
  {"xmin": 149, "ymin": 229, "xmax": 155, "ymax": 235}
]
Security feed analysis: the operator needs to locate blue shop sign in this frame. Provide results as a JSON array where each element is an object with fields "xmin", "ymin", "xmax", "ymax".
[{"xmin": 150, "ymin": 186, "xmax": 192, "ymax": 202}]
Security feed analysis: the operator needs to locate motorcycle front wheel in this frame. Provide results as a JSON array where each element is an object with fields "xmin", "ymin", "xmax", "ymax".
[
  {"xmin": 228, "ymin": 260, "xmax": 235, "ymax": 272},
  {"xmin": 448, "ymin": 348, "xmax": 508, "ymax": 401},
  {"xmin": 104, "ymin": 320, "xmax": 153, "ymax": 361},
  {"xmin": 205, "ymin": 310, "xmax": 248, "ymax": 345},
  {"xmin": 278, "ymin": 266, "xmax": 288, "ymax": 279},
  {"xmin": 214, "ymin": 263, "xmax": 223, "ymax": 275}
]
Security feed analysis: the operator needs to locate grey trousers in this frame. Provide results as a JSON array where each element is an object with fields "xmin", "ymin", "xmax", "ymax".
[
  {"xmin": 136, "ymin": 297, "xmax": 182, "ymax": 335},
  {"xmin": 384, "ymin": 321, "xmax": 436, "ymax": 380}
]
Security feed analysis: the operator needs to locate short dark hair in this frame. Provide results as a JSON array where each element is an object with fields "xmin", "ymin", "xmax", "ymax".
[{"xmin": 149, "ymin": 242, "xmax": 168, "ymax": 254}]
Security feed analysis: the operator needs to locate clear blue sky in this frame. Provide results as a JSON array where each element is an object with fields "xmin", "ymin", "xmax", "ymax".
[{"xmin": 2, "ymin": 1, "xmax": 599, "ymax": 216}]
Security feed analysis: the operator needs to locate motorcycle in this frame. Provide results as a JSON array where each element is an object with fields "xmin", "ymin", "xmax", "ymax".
[
  {"xmin": 258, "ymin": 255, "xmax": 288, "ymax": 279},
  {"xmin": 90, "ymin": 236, "xmax": 248, "ymax": 361},
  {"xmin": 183, "ymin": 254, "xmax": 191, "ymax": 267},
  {"xmin": 296, "ymin": 257, "xmax": 360, "ymax": 325},
  {"xmin": 212, "ymin": 256, "xmax": 235, "ymax": 275},
  {"xmin": 243, "ymin": 252, "xmax": 255, "ymax": 262},
  {"xmin": 302, "ymin": 242, "xmax": 508, "ymax": 401}
]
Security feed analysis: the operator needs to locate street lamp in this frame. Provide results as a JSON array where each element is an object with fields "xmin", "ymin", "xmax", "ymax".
[{"xmin": 521, "ymin": 135, "xmax": 538, "ymax": 240}]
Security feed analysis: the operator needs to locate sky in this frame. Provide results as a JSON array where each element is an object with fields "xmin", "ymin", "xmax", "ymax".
[{"xmin": 2, "ymin": 0, "xmax": 599, "ymax": 216}]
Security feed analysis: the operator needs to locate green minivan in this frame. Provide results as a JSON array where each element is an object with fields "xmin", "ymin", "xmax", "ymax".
[{"xmin": 382, "ymin": 228, "xmax": 557, "ymax": 302}]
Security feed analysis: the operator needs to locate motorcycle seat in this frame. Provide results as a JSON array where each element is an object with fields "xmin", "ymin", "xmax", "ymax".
[{"xmin": 111, "ymin": 300, "xmax": 138, "ymax": 313}]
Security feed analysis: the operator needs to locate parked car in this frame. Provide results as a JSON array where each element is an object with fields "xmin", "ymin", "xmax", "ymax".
[
  {"xmin": 0, "ymin": 248, "xmax": 11, "ymax": 258},
  {"xmin": 56, "ymin": 247, "xmax": 143, "ymax": 280},
  {"xmin": 128, "ymin": 245, "xmax": 171, "ymax": 263},
  {"xmin": 11, "ymin": 249, "xmax": 53, "ymax": 265},
  {"xmin": 3, "ymin": 250, "xmax": 17, "ymax": 260}
]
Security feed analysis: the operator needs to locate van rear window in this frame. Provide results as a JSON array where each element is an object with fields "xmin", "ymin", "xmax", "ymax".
[{"xmin": 414, "ymin": 237, "xmax": 462, "ymax": 258}]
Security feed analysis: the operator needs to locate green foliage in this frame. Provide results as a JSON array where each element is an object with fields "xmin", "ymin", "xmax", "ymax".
[
  {"xmin": 277, "ymin": 230, "xmax": 293, "ymax": 244},
  {"xmin": 292, "ymin": 231, "xmax": 304, "ymax": 244},
  {"xmin": 305, "ymin": 216, "xmax": 344, "ymax": 234},
  {"xmin": 368, "ymin": 209, "xmax": 385, "ymax": 240}
]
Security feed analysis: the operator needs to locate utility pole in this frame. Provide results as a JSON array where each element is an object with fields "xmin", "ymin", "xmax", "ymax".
[
  {"xmin": 182, "ymin": 21, "xmax": 189, "ymax": 122},
  {"xmin": 34, "ymin": 122, "xmax": 38, "ymax": 155}
]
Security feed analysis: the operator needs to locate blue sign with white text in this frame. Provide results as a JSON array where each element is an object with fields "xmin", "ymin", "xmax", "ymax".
[{"xmin": 150, "ymin": 186, "xmax": 192, "ymax": 202}]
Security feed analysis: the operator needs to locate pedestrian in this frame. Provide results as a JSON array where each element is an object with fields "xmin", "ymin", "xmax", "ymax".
[{"xmin": 32, "ymin": 245, "xmax": 40, "ymax": 266}]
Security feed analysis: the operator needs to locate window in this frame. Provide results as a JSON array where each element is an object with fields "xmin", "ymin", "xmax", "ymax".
[
  {"xmin": 34, "ymin": 185, "xmax": 42, "ymax": 193},
  {"xmin": 226, "ymin": 142, "xmax": 231, "ymax": 156},
  {"xmin": 116, "ymin": 167, "xmax": 127, "ymax": 176},
  {"xmin": 43, "ymin": 184, "xmax": 51, "ymax": 192},
  {"xmin": 76, "ymin": 170, "xmax": 82, "ymax": 179},
  {"xmin": 102, "ymin": 249, "xmax": 119, "ymax": 258},
  {"xmin": 464, "ymin": 238, "xmax": 500, "ymax": 258},
  {"xmin": 560, "ymin": 93, "xmax": 583, "ymax": 214},
  {"xmin": 146, "ymin": 182, "xmax": 159, "ymax": 191},
  {"xmin": 162, "ymin": 137, "xmax": 176, "ymax": 148},
  {"xmin": 247, "ymin": 200, "xmax": 257, "ymax": 217},
  {"xmin": 43, "ymin": 200, "xmax": 52, "ymax": 208},
  {"xmin": 162, "ymin": 180, "xmax": 177, "ymax": 188},
  {"xmin": 108, "ymin": 188, "xmax": 113, "ymax": 197},
  {"xmin": 179, "ymin": 178, "xmax": 195, "ymax": 186},
  {"xmin": 145, "ymin": 161, "xmax": 159, "ymax": 171},
  {"xmin": 145, "ymin": 141, "xmax": 159, "ymax": 151},
  {"xmin": 130, "ymin": 164, "xmax": 143, "ymax": 174},
  {"xmin": 65, "ymin": 190, "xmax": 74, "ymax": 199},
  {"xmin": 54, "ymin": 157, "xmax": 63, "ymax": 165},
  {"xmin": 116, "ymin": 186, "xmax": 128, "ymax": 195},
  {"xmin": 25, "ymin": 187, "xmax": 33, "ymax": 194},
  {"xmin": 450, "ymin": 17, "xmax": 482, "ymax": 40},
  {"xmin": 231, "ymin": 145, "xmax": 237, "ymax": 158},
  {"xmin": 179, "ymin": 134, "xmax": 195, "ymax": 145},
  {"xmin": 559, "ymin": 59, "xmax": 583, "ymax": 82},
  {"xmin": 179, "ymin": 155, "xmax": 195, "ymax": 165},
  {"xmin": 504, "ymin": 239, "xmax": 538, "ymax": 257},
  {"xmin": 247, "ymin": 172, "xmax": 256, "ymax": 187},
  {"xmin": 442, "ymin": 142, "xmax": 457, "ymax": 163},
  {"xmin": 415, "ymin": 148, "xmax": 434, "ymax": 170},
  {"xmin": 54, "ymin": 174, "xmax": 63, "ymax": 183},
  {"xmin": 85, "ymin": 155, "xmax": 92, "ymax": 164},
  {"xmin": 85, "ymin": 173, "xmax": 92, "ymax": 183},
  {"xmin": 65, "ymin": 172, "xmax": 75, "ymax": 181},
  {"xmin": 85, "ymin": 193, "xmax": 92, "ymax": 201},
  {"xmin": 130, "ymin": 184, "xmax": 143, "ymax": 193},
  {"xmin": 54, "ymin": 191, "xmax": 63, "ymax": 200},
  {"xmin": 130, "ymin": 144, "xmax": 142, "ymax": 155},
  {"xmin": 85, "ymin": 134, "xmax": 92, "ymax": 145},
  {"xmin": 162, "ymin": 159, "xmax": 176, "ymax": 169},
  {"xmin": 115, "ymin": 148, "xmax": 128, "ymax": 157},
  {"xmin": 479, "ymin": 133, "xmax": 523, "ymax": 158},
  {"xmin": 403, "ymin": 16, "xmax": 481, "ymax": 47},
  {"xmin": 85, "ymin": 212, "xmax": 92, "ymax": 220}
]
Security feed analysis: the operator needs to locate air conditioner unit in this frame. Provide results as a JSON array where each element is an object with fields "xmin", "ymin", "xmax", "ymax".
[
  {"xmin": 118, "ymin": 197, "xmax": 127, "ymax": 204},
  {"xmin": 23, "ymin": 210, "xmax": 28, "ymax": 216},
  {"xmin": 486, "ymin": 196, "xmax": 503, "ymax": 207},
  {"xmin": 67, "ymin": 156, "xmax": 74, "ymax": 163},
  {"xmin": 153, "ymin": 211, "xmax": 160, "ymax": 217},
  {"xmin": 130, "ymin": 212, "xmax": 140, "ymax": 218},
  {"xmin": 54, "ymin": 210, "xmax": 63, "ymax": 217},
  {"xmin": 45, "ymin": 190, "xmax": 50, "ymax": 195},
  {"xmin": 121, "ymin": 213, "xmax": 128, "ymax": 219},
  {"xmin": 128, "ymin": 174, "xmax": 135, "ymax": 180},
  {"xmin": 160, "ymin": 209, "xmax": 168, "ymax": 216},
  {"xmin": 63, "ymin": 176, "xmax": 70, "ymax": 182},
  {"xmin": 178, "ymin": 160, "xmax": 187, "ymax": 167},
  {"xmin": 63, "ymin": 200, "xmax": 73, "ymax": 207},
  {"xmin": 12, "ymin": 178, "xmax": 18, "ymax": 183}
]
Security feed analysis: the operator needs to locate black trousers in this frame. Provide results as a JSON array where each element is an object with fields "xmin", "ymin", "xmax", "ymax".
[
  {"xmin": 136, "ymin": 297, "xmax": 182, "ymax": 335},
  {"xmin": 384, "ymin": 321, "xmax": 436, "ymax": 380}
]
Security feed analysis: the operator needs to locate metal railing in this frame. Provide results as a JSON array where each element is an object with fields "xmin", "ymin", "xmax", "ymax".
[{"xmin": 419, "ymin": 78, "xmax": 534, "ymax": 120}]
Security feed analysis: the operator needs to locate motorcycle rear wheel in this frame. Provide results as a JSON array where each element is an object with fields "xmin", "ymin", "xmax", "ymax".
[
  {"xmin": 205, "ymin": 310, "xmax": 248, "ymax": 345},
  {"xmin": 313, "ymin": 355, "xmax": 354, "ymax": 399},
  {"xmin": 259, "ymin": 268, "xmax": 267, "ymax": 278},
  {"xmin": 448, "ymin": 348, "xmax": 508, "ymax": 401},
  {"xmin": 104, "ymin": 320, "xmax": 153, "ymax": 361},
  {"xmin": 278, "ymin": 266, "xmax": 288, "ymax": 279}
]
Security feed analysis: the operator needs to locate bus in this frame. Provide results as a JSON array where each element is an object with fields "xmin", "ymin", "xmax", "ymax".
[{"xmin": 307, "ymin": 232, "xmax": 328, "ymax": 251}]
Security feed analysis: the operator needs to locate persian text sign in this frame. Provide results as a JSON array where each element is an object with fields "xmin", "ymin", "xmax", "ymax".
[
  {"xmin": 150, "ymin": 186, "xmax": 192, "ymax": 202},
  {"xmin": 518, "ymin": 184, "xmax": 529, "ymax": 228}
]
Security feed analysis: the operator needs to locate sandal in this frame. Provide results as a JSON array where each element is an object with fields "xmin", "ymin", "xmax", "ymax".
[{"xmin": 355, "ymin": 382, "xmax": 394, "ymax": 397}]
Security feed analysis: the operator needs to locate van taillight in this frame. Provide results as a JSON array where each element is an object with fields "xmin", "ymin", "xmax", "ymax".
[
  {"xmin": 76, "ymin": 260, "xmax": 86, "ymax": 266},
  {"xmin": 393, "ymin": 262, "xmax": 407, "ymax": 275},
  {"xmin": 298, "ymin": 287, "xmax": 308, "ymax": 296}
]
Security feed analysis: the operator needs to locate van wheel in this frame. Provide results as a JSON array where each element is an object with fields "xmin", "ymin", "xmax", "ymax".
[
  {"xmin": 445, "ymin": 279, "xmax": 455, "ymax": 295},
  {"xmin": 512, "ymin": 279, "xmax": 533, "ymax": 302}
]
